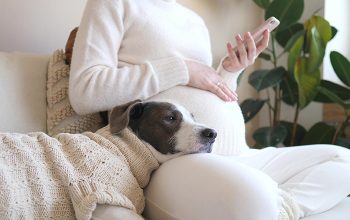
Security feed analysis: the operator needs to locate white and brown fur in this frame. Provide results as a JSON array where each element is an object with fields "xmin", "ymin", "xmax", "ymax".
[
  {"xmin": 94, "ymin": 100, "xmax": 217, "ymax": 219},
  {"xmin": 109, "ymin": 100, "xmax": 217, "ymax": 163}
]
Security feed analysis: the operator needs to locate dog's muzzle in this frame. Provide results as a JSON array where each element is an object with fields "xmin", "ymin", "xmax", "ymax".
[{"xmin": 199, "ymin": 128, "xmax": 217, "ymax": 153}]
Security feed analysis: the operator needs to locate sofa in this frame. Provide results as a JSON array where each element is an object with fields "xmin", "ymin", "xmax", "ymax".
[{"xmin": 1, "ymin": 50, "xmax": 349, "ymax": 219}]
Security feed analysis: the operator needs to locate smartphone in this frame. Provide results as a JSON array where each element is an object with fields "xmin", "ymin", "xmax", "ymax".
[
  {"xmin": 251, "ymin": 17, "xmax": 280, "ymax": 44},
  {"xmin": 233, "ymin": 17, "xmax": 280, "ymax": 53}
]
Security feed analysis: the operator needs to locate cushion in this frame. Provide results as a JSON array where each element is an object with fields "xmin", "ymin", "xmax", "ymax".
[
  {"xmin": 46, "ymin": 49, "xmax": 103, "ymax": 136},
  {"xmin": 0, "ymin": 51, "xmax": 49, "ymax": 133}
]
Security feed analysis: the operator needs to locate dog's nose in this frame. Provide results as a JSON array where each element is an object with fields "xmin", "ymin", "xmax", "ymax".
[{"xmin": 201, "ymin": 128, "xmax": 217, "ymax": 141}]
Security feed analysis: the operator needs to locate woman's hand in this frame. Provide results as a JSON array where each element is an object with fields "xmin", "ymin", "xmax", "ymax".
[
  {"xmin": 185, "ymin": 60, "xmax": 238, "ymax": 102},
  {"xmin": 223, "ymin": 30, "xmax": 270, "ymax": 73}
]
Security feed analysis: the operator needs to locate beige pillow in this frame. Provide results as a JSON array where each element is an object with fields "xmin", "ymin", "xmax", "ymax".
[{"xmin": 47, "ymin": 50, "xmax": 103, "ymax": 136}]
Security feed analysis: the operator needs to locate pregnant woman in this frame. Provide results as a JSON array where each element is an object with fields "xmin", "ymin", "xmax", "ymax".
[{"xmin": 69, "ymin": 0, "xmax": 350, "ymax": 219}]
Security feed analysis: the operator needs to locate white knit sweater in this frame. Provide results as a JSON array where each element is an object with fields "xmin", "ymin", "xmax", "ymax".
[
  {"xmin": 70, "ymin": 0, "xmax": 249, "ymax": 155},
  {"xmin": 0, "ymin": 127, "xmax": 159, "ymax": 220}
]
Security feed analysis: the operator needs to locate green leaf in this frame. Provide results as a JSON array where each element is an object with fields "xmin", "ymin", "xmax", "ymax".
[
  {"xmin": 275, "ymin": 23, "xmax": 304, "ymax": 47},
  {"xmin": 281, "ymin": 70, "xmax": 299, "ymax": 106},
  {"xmin": 330, "ymin": 51, "xmax": 350, "ymax": 87},
  {"xmin": 314, "ymin": 80, "xmax": 350, "ymax": 103},
  {"xmin": 317, "ymin": 87, "xmax": 350, "ymax": 109},
  {"xmin": 316, "ymin": 17, "xmax": 332, "ymax": 43},
  {"xmin": 253, "ymin": 0, "xmax": 270, "ymax": 9},
  {"xmin": 253, "ymin": 125, "xmax": 288, "ymax": 148},
  {"xmin": 240, "ymin": 99, "xmax": 266, "ymax": 123},
  {"xmin": 283, "ymin": 30, "xmax": 304, "ymax": 53},
  {"xmin": 306, "ymin": 26, "xmax": 325, "ymax": 73},
  {"xmin": 258, "ymin": 52, "xmax": 271, "ymax": 61},
  {"xmin": 304, "ymin": 16, "xmax": 332, "ymax": 44},
  {"xmin": 265, "ymin": 0, "xmax": 304, "ymax": 31},
  {"xmin": 294, "ymin": 58, "xmax": 321, "ymax": 109},
  {"xmin": 280, "ymin": 121, "xmax": 307, "ymax": 146},
  {"xmin": 331, "ymin": 26, "xmax": 338, "ymax": 40},
  {"xmin": 249, "ymin": 69, "xmax": 268, "ymax": 91},
  {"xmin": 301, "ymin": 122, "xmax": 336, "ymax": 145},
  {"xmin": 249, "ymin": 67, "xmax": 286, "ymax": 91},
  {"xmin": 288, "ymin": 35, "xmax": 304, "ymax": 73}
]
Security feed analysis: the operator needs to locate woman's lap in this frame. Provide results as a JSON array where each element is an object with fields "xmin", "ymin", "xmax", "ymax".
[
  {"xmin": 144, "ymin": 145, "xmax": 350, "ymax": 219},
  {"xmin": 144, "ymin": 153, "xmax": 280, "ymax": 220}
]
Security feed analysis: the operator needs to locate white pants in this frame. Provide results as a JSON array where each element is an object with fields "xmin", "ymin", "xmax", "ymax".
[
  {"xmin": 144, "ymin": 144, "xmax": 350, "ymax": 220},
  {"xmin": 235, "ymin": 144, "xmax": 350, "ymax": 217}
]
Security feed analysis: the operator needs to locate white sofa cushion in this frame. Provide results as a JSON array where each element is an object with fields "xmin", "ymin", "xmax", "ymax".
[{"xmin": 0, "ymin": 51, "xmax": 49, "ymax": 132}]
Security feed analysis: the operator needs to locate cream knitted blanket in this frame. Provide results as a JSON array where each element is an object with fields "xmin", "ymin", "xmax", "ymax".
[{"xmin": 0, "ymin": 126, "xmax": 159, "ymax": 220}]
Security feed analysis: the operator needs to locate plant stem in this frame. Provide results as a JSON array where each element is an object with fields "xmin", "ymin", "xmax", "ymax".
[
  {"xmin": 276, "ymin": 51, "xmax": 286, "ymax": 59},
  {"xmin": 266, "ymin": 89, "xmax": 273, "ymax": 127},
  {"xmin": 271, "ymin": 33, "xmax": 280, "ymax": 127},
  {"xmin": 332, "ymin": 113, "xmax": 350, "ymax": 144},
  {"xmin": 271, "ymin": 33, "xmax": 278, "ymax": 68},
  {"xmin": 266, "ymin": 48, "xmax": 274, "ymax": 53},
  {"xmin": 291, "ymin": 103, "xmax": 300, "ymax": 146},
  {"xmin": 273, "ymin": 85, "xmax": 281, "ymax": 127}
]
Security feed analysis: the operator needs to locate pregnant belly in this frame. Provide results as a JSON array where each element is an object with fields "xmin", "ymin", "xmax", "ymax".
[{"xmin": 148, "ymin": 86, "xmax": 249, "ymax": 155}]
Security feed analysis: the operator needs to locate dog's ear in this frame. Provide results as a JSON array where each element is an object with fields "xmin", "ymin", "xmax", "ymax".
[{"xmin": 109, "ymin": 100, "xmax": 144, "ymax": 134}]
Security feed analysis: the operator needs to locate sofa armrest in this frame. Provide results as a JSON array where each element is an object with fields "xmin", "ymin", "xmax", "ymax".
[{"xmin": 0, "ymin": 51, "xmax": 49, "ymax": 133}]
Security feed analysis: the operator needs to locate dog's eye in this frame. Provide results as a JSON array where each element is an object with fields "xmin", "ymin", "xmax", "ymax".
[{"xmin": 164, "ymin": 116, "xmax": 176, "ymax": 121}]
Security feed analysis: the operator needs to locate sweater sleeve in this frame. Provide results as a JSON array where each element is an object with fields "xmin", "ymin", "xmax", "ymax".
[
  {"xmin": 69, "ymin": 0, "xmax": 189, "ymax": 115},
  {"xmin": 216, "ymin": 56, "xmax": 243, "ymax": 91}
]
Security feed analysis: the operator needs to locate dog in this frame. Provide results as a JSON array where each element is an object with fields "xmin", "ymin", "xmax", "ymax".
[
  {"xmin": 93, "ymin": 100, "xmax": 217, "ymax": 220},
  {"xmin": 110, "ymin": 100, "xmax": 217, "ymax": 163},
  {"xmin": 0, "ymin": 100, "xmax": 216, "ymax": 220}
]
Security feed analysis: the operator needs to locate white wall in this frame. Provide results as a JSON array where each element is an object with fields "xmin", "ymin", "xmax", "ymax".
[
  {"xmin": 0, "ymin": 0, "xmax": 262, "ymax": 63},
  {"xmin": 0, "ymin": 0, "xmax": 86, "ymax": 54},
  {"xmin": 178, "ymin": 0, "xmax": 263, "ymax": 67},
  {"xmin": 324, "ymin": 0, "xmax": 350, "ymax": 86}
]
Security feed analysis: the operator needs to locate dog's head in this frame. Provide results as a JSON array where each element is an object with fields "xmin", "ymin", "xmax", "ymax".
[{"xmin": 109, "ymin": 100, "xmax": 217, "ymax": 162}]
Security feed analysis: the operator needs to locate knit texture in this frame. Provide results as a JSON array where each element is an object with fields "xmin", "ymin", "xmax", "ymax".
[
  {"xmin": 0, "ymin": 127, "xmax": 159, "ymax": 220},
  {"xmin": 47, "ymin": 50, "xmax": 103, "ymax": 136},
  {"xmin": 69, "ymin": 0, "xmax": 205, "ymax": 114}
]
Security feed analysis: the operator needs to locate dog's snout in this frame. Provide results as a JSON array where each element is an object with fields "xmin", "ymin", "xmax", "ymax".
[{"xmin": 201, "ymin": 128, "xmax": 217, "ymax": 140}]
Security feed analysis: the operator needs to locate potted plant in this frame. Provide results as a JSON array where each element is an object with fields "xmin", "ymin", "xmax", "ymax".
[{"xmin": 240, "ymin": 0, "xmax": 350, "ymax": 148}]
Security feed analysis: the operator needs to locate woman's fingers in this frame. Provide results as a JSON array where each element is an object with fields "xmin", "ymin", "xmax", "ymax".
[
  {"xmin": 245, "ymin": 32, "xmax": 257, "ymax": 62},
  {"xmin": 219, "ymin": 82, "xmax": 238, "ymax": 101},
  {"xmin": 227, "ymin": 42, "xmax": 239, "ymax": 66},
  {"xmin": 222, "ymin": 31, "xmax": 270, "ymax": 73},
  {"xmin": 236, "ymin": 34, "xmax": 248, "ymax": 66},
  {"xmin": 185, "ymin": 60, "xmax": 237, "ymax": 102},
  {"xmin": 256, "ymin": 30, "xmax": 270, "ymax": 54},
  {"xmin": 208, "ymin": 81, "xmax": 237, "ymax": 102}
]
